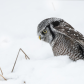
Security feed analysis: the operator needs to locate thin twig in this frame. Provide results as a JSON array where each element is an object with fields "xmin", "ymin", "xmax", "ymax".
[
  {"xmin": 0, "ymin": 68, "xmax": 7, "ymax": 80},
  {"xmin": 11, "ymin": 49, "xmax": 20, "ymax": 72},
  {"xmin": 20, "ymin": 48, "xmax": 30, "ymax": 60},
  {"xmin": 0, "ymin": 74, "xmax": 7, "ymax": 80},
  {"xmin": 0, "ymin": 67, "xmax": 3, "ymax": 75},
  {"xmin": 52, "ymin": 2, "xmax": 55, "ymax": 11},
  {"xmin": 11, "ymin": 48, "xmax": 30, "ymax": 72}
]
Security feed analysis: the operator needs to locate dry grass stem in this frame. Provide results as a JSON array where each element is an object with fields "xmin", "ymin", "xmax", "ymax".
[
  {"xmin": 11, "ymin": 48, "xmax": 30, "ymax": 72},
  {"xmin": 0, "ymin": 68, "xmax": 7, "ymax": 80},
  {"xmin": 52, "ymin": 2, "xmax": 55, "ymax": 11},
  {"xmin": 0, "ymin": 68, "xmax": 3, "ymax": 75},
  {"xmin": 0, "ymin": 74, "xmax": 7, "ymax": 80}
]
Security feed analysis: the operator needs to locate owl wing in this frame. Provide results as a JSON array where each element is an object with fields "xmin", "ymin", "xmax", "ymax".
[{"xmin": 54, "ymin": 23, "xmax": 84, "ymax": 47}]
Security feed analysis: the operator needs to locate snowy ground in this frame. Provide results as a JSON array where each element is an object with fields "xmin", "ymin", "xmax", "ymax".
[{"xmin": 0, "ymin": 0, "xmax": 84, "ymax": 84}]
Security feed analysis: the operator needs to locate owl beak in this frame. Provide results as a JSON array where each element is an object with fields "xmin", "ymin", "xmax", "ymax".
[{"xmin": 39, "ymin": 36, "xmax": 41, "ymax": 40}]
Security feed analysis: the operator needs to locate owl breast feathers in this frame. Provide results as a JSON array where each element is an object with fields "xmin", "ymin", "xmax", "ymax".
[{"xmin": 37, "ymin": 18, "xmax": 84, "ymax": 61}]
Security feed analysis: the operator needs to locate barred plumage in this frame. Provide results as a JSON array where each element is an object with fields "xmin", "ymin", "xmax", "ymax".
[{"xmin": 37, "ymin": 17, "xmax": 84, "ymax": 61}]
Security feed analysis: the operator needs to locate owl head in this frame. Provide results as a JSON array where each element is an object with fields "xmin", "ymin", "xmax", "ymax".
[{"xmin": 37, "ymin": 17, "xmax": 74, "ymax": 44}]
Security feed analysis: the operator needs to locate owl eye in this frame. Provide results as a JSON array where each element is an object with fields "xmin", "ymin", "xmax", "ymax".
[{"xmin": 42, "ymin": 30, "xmax": 47, "ymax": 34}]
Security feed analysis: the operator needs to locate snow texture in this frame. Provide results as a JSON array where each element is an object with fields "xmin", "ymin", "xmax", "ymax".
[{"xmin": 0, "ymin": 0, "xmax": 84, "ymax": 84}]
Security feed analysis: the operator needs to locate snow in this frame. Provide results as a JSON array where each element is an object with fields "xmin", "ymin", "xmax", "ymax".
[{"xmin": 0, "ymin": 0, "xmax": 84, "ymax": 84}]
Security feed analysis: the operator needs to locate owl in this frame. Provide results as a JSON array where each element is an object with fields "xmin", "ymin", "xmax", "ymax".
[{"xmin": 37, "ymin": 17, "xmax": 84, "ymax": 61}]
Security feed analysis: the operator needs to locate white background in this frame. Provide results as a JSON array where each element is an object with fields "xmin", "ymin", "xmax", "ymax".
[{"xmin": 0, "ymin": 0, "xmax": 84, "ymax": 84}]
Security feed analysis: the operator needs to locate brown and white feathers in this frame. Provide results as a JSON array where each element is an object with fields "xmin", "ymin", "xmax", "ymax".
[{"xmin": 37, "ymin": 18, "xmax": 84, "ymax": 61}]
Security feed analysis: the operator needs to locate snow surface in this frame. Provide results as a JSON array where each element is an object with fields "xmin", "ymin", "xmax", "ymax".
[{"xmin": 0, "ymin": 0, "xmax": 84, "ymax": 84}]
